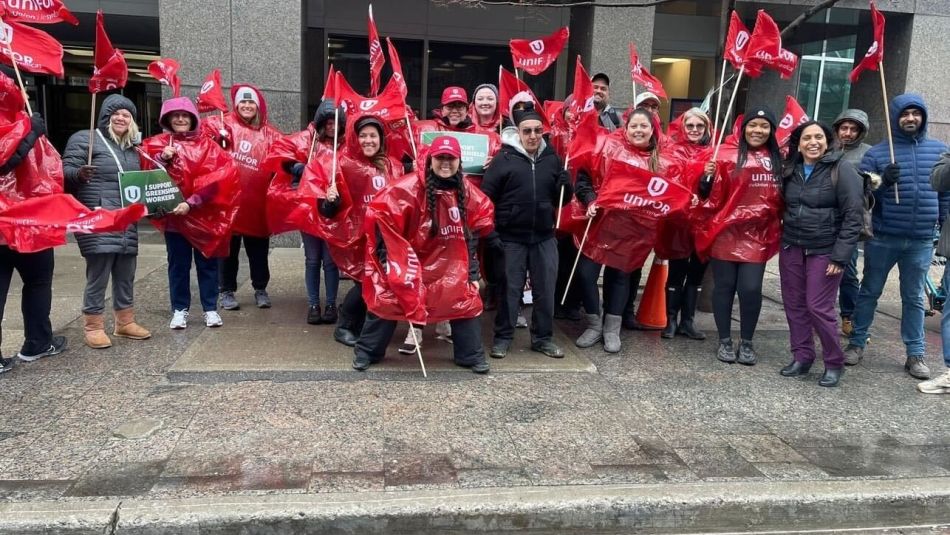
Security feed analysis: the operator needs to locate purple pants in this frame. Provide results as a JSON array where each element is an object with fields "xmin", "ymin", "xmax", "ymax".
[{"xmin": 779, "ymin": 246, "xmax": 845, "ymax": 369}]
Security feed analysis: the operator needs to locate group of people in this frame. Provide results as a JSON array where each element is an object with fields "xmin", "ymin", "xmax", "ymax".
[{"xmin": 2, "ymin": 63, "xmax": 950, "ymax": 392}]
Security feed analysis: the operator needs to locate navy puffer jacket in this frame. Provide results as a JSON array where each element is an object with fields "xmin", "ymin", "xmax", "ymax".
[{"xmin": 860, "ymin": 93, "xmax": 949, "ymax": 240}]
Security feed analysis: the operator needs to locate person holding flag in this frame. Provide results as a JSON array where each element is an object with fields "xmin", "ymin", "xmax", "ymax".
[
  {"xmin": 202, "ymin": 84, "xmax": 283, "ymax": 311},
  {"xmin": 62, "ymin": 94, "xmax": 151, "ymax": 349},
  {"xmin": 140, "ymin": 97, "xmax": 240, "ymax": 330},
  {"xmin": 356, "ymin": 135, "xmax": 494, "ymax": 373},
  {"xmin": 696, "ymin": 106, "xmax": 783, "ymax": 367}
]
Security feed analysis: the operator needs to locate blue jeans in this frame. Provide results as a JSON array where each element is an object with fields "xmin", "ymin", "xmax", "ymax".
[
  {"xmin": 848, "ymin": 235, "xmax": 933, "ymax": 356},
  {"xmin": 165, "ymin": 231, "xmax": 219, "ymax": 312},
  {"xmin": 302, "ymin": 232, "xmax": 339, "ymax": 307},
  {"xmin": 838, "ymin": 247, "xmax": 860, "ymax": 318},
  {"xmin": 941, "ymin": 266, "xmax": 950, "ymax": 366}
]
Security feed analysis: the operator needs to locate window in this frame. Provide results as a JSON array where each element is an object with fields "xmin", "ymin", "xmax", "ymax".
[
  {"xmin": 796, "ymin": 9, "xmax": 857, "ymax": 124},
  {"xmin": 328, "ymin": 35, "xmax": 424, "ymax": 113}
]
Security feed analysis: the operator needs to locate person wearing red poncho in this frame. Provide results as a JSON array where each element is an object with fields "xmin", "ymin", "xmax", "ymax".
[
  {"xmin": 659, "ymin": 107, "xmax": 712, "ymax": 341},
  {"xmin": 573, "ymin": 108, "xmax": 675, "ymax": 354},
  {"xmin": 141, "ymin": 97, "xmax": 240, "ymax": 330},
  {"xmin": 0, "ymin": 71, "xmax": 67, "ymax": 371},
  {"xmin": 695, "ymin": 107, "xmax": 783, "ymax": 367},
  {"xmin": 355, "ymin": 135, "xmax": 494, "ymax": 373},
  {"xmin": 315, "ymin": 116, "xmax": 404, "ymax": 347},
  {"xmin": 202, "ymin": 84, "xmax": 283, "ymax": 311},
  {"xmin": 263, "ymin": 99, "xmax": 344, "ymax": 326},
  {"xmin": 470, "ymin": 83, "xmax": 501, "ymax": 134}
]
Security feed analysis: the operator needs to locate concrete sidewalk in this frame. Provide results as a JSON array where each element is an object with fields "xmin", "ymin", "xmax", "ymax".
[{"xmin": 1, "ymin": 243, "xmax": 949, "ymax": 533}]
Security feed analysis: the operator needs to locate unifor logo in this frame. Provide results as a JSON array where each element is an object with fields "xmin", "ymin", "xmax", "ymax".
[
  {"xmin": 448, "ymin": 206, "xmax": 461, "ymax": 222},
  {"xmin": 239, "ymin": 140, "xmax": 252, "ymax": 153},
  {"xmin": 529, "ymin": 39, "xmax": 545, "ymax": 55},
  {"xmin": 865, "ymin": 41, "xmax": 878, "ymax": 58},
  {"xmin": 124, "ymin": 185, "xmax": 142, "ymax": 203},
  {"xmin": 0, "ymin": 22, "xmax": 13, "ymax": 45},
  {"xmin": 582, "ymin": 96, "xmax": 596, "ymax": 112},
  {"xmin": 735, "ymin": 30, "xmax": 750, "ymax": 50},
  {"xmin": 372, "ymin": 175, "xmax": 386, "ymax": 190},
  {"xmin": 387, "ymin": 260, "xmax": 401, "ymax": 276},
  {"xmin": 779, "ymin": 113, "xmax": 794, "ymax": 130},
  {"xmin": 647, "ymin": 176, "xmax": 668, "ymax": 197},
  {"xmin": 360, "ymin": 99, "xmax": 378, "ymax": 111},
  {"xmin": 200, "ymin": 80, "xmax": 214, "ymax": 94},
  {"xmin": 761, "ymin": 157, "xmax": 773, "ymax": 171}
]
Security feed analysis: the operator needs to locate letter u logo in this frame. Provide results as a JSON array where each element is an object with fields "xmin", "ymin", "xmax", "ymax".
[
  {"xmin": 530, "ymin": 40, "xmax": 545, "ymax": 54},
  {"xmin": 647, "ymin": 176, "xmax": 668, "ymax": 197}
]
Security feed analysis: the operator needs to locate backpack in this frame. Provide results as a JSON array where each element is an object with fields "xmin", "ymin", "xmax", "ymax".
[{"xmin": 831, "ymin": 161, "xmax": 874, "ymax": 241}]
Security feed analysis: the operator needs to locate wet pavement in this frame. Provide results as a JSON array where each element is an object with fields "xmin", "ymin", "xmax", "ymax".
[{"xmin": 1, "ymin": 239, "xmax": 949, "ymax": 530}]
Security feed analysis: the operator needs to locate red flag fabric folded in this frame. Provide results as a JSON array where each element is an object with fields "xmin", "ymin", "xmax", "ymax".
[
  {"xmin": 196, "ymin": 69, "xmax": 228, "ymax": 113},
  {"xmin": 849, "ymin": 0, "xmax": 885, "ymax": 83},
  {"xmin": 725, "ymin": 11, "xmax": 752, "ymax": 72},
  {"xmin": 743, "ymin": 10, "xmax": 799, "ymax": 79},
  {"xmin": 0, "ymin": 17, "xmax": 64, "ymax": 77},
  {"xmin": 0, "ymin": 0, "xmax": 77, "ymax": 25},
  {"xmin": 509, "ymin": 27, "xmax": 569, "ymax": 76},
  {"xmin": 629, "ymin": 43, "xmax": 667, "ymax": 100},
  {"xmin": 367, "ymin": 4, "xmax": 385, "ymax": 97},
  {"xmin": 148, "ymin": 58, "xmax": 181, "ymax": 97},
  {"xmin": 498, "ymin": 67, "xmax": 547, "ymax": 126},
  {"xmin": 88, "ymin": 10, "xmax": 127, "ymax": 93},
  {"xmin": 776, "ymin": 95, "xmax": 809, "ymax": 148},
  {"xmin": 385, "ymin": 37, "xmax": 407, "ymax": 98}
]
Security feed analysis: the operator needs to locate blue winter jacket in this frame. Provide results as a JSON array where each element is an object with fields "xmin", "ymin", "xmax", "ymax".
[{"xmin": 860, "ymin": 93, "xmax": 949, "ymax": 240}]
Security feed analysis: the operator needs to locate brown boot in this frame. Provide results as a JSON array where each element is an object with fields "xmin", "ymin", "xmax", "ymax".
[
  {"xmin": 84, "ymin": 313, "xmax": 112, "ymax": 349},
  {"xmin": 113, "ymin": 308, "xmax": 151, "ymax": 340}
]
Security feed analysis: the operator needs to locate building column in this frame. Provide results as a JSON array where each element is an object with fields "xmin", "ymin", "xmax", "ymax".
[{"xmin": 582, "ymin": 1, "xmax": 655, "ymax": 110}]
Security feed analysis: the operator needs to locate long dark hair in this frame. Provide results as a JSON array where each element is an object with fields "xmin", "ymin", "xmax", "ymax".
[
  {"xmin": 624, "ymin": 107, "xmax": 661, "ymax": 173},
  {"xmin": 737, "ymin": 118, "xmax": 782, "ymax": 180},
  {"xmin": 425, "ymin": 164, "xmax": 472, "ymax": 243},
  {"xmin": 784, "ymin": 120, "xmax": 834, "ymax": 166}
]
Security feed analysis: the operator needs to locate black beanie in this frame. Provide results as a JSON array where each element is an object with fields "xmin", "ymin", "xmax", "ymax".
[
  {"xmin": 513, "ymin": 108, "xmax": 543, "ymax": 126},
  {"xmin": 742, "ymin": 105, "xmax": 777, "ymax": 130}
]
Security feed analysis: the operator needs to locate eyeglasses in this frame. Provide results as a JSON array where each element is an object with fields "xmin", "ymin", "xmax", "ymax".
[
  {"xmin": 520, "ymin": 127, "xmax": 544, "ymax": 135},
  {"xmin": 684, "ymin": 124, "xmax": 705, "ymax": 130}
]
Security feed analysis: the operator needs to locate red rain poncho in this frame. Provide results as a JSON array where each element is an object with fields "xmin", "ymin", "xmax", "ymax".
[
  {"xmin": 262, "ymin": 124, "xmax": 331, "ymax": 236},
  {"xmin": 655, "ymin": 139, "xmax": 708, "ymax": 260},
  {"xmin": 202, "ymin": 84, "xmax": 283, "ymax": 237},
  {"xmin": 363, "ymin": 170, "xmax": 494, "ymax": 323},
  {"xmin": 693, "ymin": 143, "xmax": 783, "ymax": 263},
  {"xmin": 412, "ymin": 118, "xmax": 501, "ymax": 188}
]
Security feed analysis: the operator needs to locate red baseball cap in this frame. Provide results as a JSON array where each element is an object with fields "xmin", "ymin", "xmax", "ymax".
[
  {"xmin": 429, "ymin": 135, "xmax": 462, "ymax": 159},
  {"xmin": 441, "ymin": 86, "xmax": 468, "ymax": 106}
]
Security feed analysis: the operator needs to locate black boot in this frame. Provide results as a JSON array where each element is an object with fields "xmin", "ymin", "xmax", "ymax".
[
  {"xmin": 780, "ymin": 360, "xmax": 812, "ymax": 377},
  {"xmin": 333, "ymin": 313, "xmax": 359, "ymax": 347},
  {"xmin": 661, "ymin": 287, "xmax": 682, "ymax": 339},
  {"xmin": 818, "ymin": 367, "xmax": 843, "ymax": 387},
  {"xmin": 677, "ymin": 285, "xmax": 706, "ymax": 340}
]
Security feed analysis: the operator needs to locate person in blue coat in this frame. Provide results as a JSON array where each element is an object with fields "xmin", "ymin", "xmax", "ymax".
[{"xmin": 843, "ymin": 93, "xmax": 950, "ymax": 379}]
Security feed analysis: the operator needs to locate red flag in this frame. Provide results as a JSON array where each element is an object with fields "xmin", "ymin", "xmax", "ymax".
[
  {"xmin": 568, "ymin": 56, "xmax": 596, "ymax": 124},
  {"xmin": 509, "ymin": 27, "xmax": 569, "ymax": 76},
  {"xmin": 776, "ymin": 95, "xmax": 809, "ymax": 147},
  {"xmin": 498, "ymin": 67, "xmax": 547, "ymax": 127},
  {"xmin": 744, "ymin": 10, "xmax": 798, "ymax": 79},
  {"xmin": 566, "ymin": 111, "xmax": 599, "ymax": 171},
  {"xmin": 340, "ymin": 73, "xmax": 407, "ymax": 132},
  {"xmin": 0, "ymin": 17, "xmax": 64, "ymax": 77},
  {"xmin": 0, "ymin": 0, "xmax": 77, "ymax": 25},
  {"xmin": 367, "ymin": 4, "xmax": 384, "ymax": 97},
  {"xmin": 725, "ymin": 11, "xmax": 752, "ymax": 72},
  {"xmin": 849, "ymin": 1, "xmax": 885, "ymax": 83},
  {"xmin": 596, "ymin": 164, "xmax": 692, "ymax": 220},
  {"xmin": 196, "ymin": 69, "xmax": 228, "ymax": 113},
  {"xmin": 88, "ymin": 10, "xmax": 127, "ymax": 93},
  {"xmin": 629, "ymin": 43, "xmax": 667, "ymax": 100},
  {"xmin": 385, "ymin": 37, "xmax": 407, "ymax": 98},
  {"xmin": 147, "ymin": 58, "xmax": 181, "ymax": 97}
]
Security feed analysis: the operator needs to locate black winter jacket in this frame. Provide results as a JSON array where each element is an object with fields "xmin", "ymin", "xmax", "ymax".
[
  {"xmin": 781, "ymin": 150, "xmax": 864, "ymax": 266},
  {"xmin": 480, "ymin": 130, "xmax": 564, "ymax": 244}
]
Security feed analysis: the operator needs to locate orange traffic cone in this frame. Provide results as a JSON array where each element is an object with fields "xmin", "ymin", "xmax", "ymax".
[{"xmin": 636, "ymin": 258, "xmax": 668, "ymax": 330}]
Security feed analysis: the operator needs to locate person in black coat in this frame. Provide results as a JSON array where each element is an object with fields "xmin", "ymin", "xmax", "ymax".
[
  {"xmin": 777, "ymin": 121, "xmax": 863, "ymax": 387},
  {"xmin": 480, "ymin": 105, "xmax": 572, "ymax": 359}
]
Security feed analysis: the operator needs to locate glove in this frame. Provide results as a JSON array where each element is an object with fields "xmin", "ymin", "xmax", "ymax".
[
  {"xmin": 487, "ymin": 234, "xmax": 504, "ymax": 251},
  {"xmin": 78, "ymin": 165, "xmax": 97, "ymax": 182},
  {"xmin": 555, "ymin": 169, "xmax": 573, "ymax": 200},
  {"xmin": 882, "ymin": 163, "xmax": 900, "ymax": 188},
  {"xmin": 697, "ymin": 174, "xmax": 714, "ymax": 200},
  {"xmin": 30, "ymin": 113, "xmax": 46, "ymax": 138},
  {"xmin": 290, "ymin": 163, "xmax": 305, "ymax": 187},
  {"xmin": 150, "ymin": 206, "xmax": 168, "ymax": 219}
]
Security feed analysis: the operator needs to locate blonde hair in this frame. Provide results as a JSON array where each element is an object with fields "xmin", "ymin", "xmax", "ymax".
[{"xmin": 109, "ymin": 119, "xmax": 139, "ymax": 150}]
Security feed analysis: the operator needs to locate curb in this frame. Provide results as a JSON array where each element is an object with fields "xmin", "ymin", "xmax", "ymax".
[{"xmin": 2, "ymin": 478, "xmax": 949, "ymax": 534}]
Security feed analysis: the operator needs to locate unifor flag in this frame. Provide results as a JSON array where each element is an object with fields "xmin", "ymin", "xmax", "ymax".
[
  {"xmin": 743, "ymin": 10, "xmax": 799, "ymax": 79},
  {"xmin": 849, "ymin": 0, "xmax": 885, "ymax": 83},
  {"xmin": 0, "ymin": 0, "xmax": 77, "ymax": 25},
  {"xmin": 196, "ymin": 69, "xmax": 228, "ymax": 113},
  {"xmin": 725, "ymin": 11, "xmax": 752, "ymax": 72},
  {"xmin": 498, "ymin": 67, "xmax": 547, "ymax": 126},
  {"xmin": 367, "ymin": 4, "xmax": 384, "ymax": 96},
  {"xmin": 509, "ymin": 27, "xmax": 568, "ymax": 76},
  {"xmin": 776, "ymin": 95, "xmax": 809, "ymax": 147},
  {"xmin": 629, "ymin": 43, "xmax": 667, "ymax": 99},
  {"xmin": 88, "ymin": 10, "xmax": 127, "ymax": 93},
  {"xmin": 147, "ymin": 58, "xmax": 181, "ymax": 97},
  {"xmin": 568, "ymin": 56, "xmax": 596, "ymax": 125},
  {"xmin": 0, "ymin": 16, "xmax": 64, "ymax": 77},
  {"xmin": 565, "ymin": 56, "xmax": 599, "ymax": 169},
  {"xmin": 384, "ymin": 37, "xmax": 407, "ymax": 98}
]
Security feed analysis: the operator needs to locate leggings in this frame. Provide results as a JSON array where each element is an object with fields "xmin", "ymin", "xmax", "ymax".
[
  {"xmin": 710, "ymin": 259, "xmax": 766, "ymax": 341},
  {"xmin": 577, "ymin": 256, "xmax": 631, "ymax": 316},
  {"xmin": 667, "ymin": 252, "xmax": 707, "ymax": 289}
]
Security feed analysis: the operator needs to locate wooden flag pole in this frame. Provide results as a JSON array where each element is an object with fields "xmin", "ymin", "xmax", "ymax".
[
  {"xmin": 330, "ymin": 106, "xmax": 340, "ymax": 190},
  {"xmin": 878, "ymin": 61, "xmax": 898, "ymax": 204},
  {"xmin": 561, "ymin": 215, "xmax": 594, "ymax": 305},
  {"xmin": 306, "ymin": 126, "xmax": 318, "ymax": 164},
  {"xmin": 712, "ymin": 58, "xmax": 728, "ymax": 140},
  {"xmin": 408, "ymin": 323, "xmax": 427, "ymax": 378},
  {"xmin": 555, "ymin": 152, "xmax": 571, "ymax": 230},
  {"xmin": 6, "ymin": 50, "xmax": 34, "ymax": 116},
  {"xmin": 405, "ymin": 109, "xmax": 418, "ymax": 160},
  {"xmin": 712, "ymin": 66, "xmax": 745, "ymax": 160},
  {"xmin": 87, "ymin": 93, "xmax": 97, "ymax": 165}
]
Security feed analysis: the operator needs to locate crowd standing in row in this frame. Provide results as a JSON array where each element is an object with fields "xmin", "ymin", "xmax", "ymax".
[{"xmin": 3, "ymin": 63, "xmax": 950, "ymax": 393}]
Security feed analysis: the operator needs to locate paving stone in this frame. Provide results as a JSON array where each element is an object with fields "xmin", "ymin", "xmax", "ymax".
[
  {"xmin": 673, "ymin": 447, "xmax": 765, "ymax": 479},
  {"xmin": 0, "ymin": 479, "xmax": 73, "ymax": 501},
  {"xmin": 66, "ymin": 460, "xmax": 166, "ymax": 497},
  {"xmin": 113, "ymin": 417, "xmax": 164, "ymax": 440}
]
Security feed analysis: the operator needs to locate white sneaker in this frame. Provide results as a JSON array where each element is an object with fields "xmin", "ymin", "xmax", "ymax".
[
  {"xmin": 398, "ymin": 327, "xmax": 423, "ymax": 354},
  {"xmin": 204, "ymin": 310, "xmax": 223, "ymax": 328},
  {"xmin": 918, "ymin": 369, "xmax": 950, "ymax": 394},
  {"xmin": 169, "ymin": 309, "xmax": 189, "ymax": 330},
  {"xmin": 435, "ymin": 321, "xmax": 453, "ymax": 344}
]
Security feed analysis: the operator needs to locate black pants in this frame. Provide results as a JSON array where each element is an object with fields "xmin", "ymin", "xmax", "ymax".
[
  {"xmin": 668, "ymin": 252, "xmax": 707, "ymax": 289},
  {"xmin": 555, "ymin": 235, "xmax": 582, "ymax": 308},
  {"xmin": 494, "ymin": 238, "xmax": 557, "ymax": 346},
  {"xmin": 0, "ymin": 246, "xmax": 54, "ymax": 356},
  {"xmin": 218, "ymin": 234, "xmax": 270, "ymax": 292},
  {"xmin": 577, "ymin": 256, "xmax": 631, "ymax": 316},
  {"xmin": 609, "ymin": 268, "xmax": 642, "ymax": 316},
  {"xmin": 711, "ymin": 259, "xmax": 766, "ymax": 341},
  {"xmin": 355, "ymin": 313, "xmax": 486, "ymax": 366},
  {"xmin": 339, "ymin": 283, "xmax": 366, "ymax": 331}
]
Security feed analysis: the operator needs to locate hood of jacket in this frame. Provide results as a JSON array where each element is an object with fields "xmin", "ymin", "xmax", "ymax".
[
  {"xmin": 159, "ymin": 96, "xmax": 200, "ymax": 133},
  {"xmin": 890, "ymin": 93, "xmax": 928, "ymax": 141},
  {"xmin": 97, "ymin": 94, "xmax": 138, "ymax": 130},
  {"xmin": 313, "ymin": 99, "xmax": 346, "ymax": 132},
  {"xmin": 229, "ymin": 83, "xmax": 269, "ymax": 127},
  {"xmin": 833, "ymin": 108, "xmax": 870, "ymax": 146},
  {"xmin": 500, "ymin": 125, "xmax": 548, "ymax": 160}
]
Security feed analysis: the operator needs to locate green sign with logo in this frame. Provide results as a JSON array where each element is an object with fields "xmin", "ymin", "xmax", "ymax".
[
  {"xmin": 118, "ymin": 169, "xmax": 184, "ymax": 215},
  {"xmin": 420, "ymin": 131, "xmax": 490, "ymax": 175}
]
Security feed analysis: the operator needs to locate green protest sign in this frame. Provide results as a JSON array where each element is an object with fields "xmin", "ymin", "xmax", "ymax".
[
  {"xmin": 118, "ymin": 169, "xmax": 184, "ymax": 215},
  {"xmin": 420, "ymin": 131, "xmax": 490, "ymax": 175}
]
